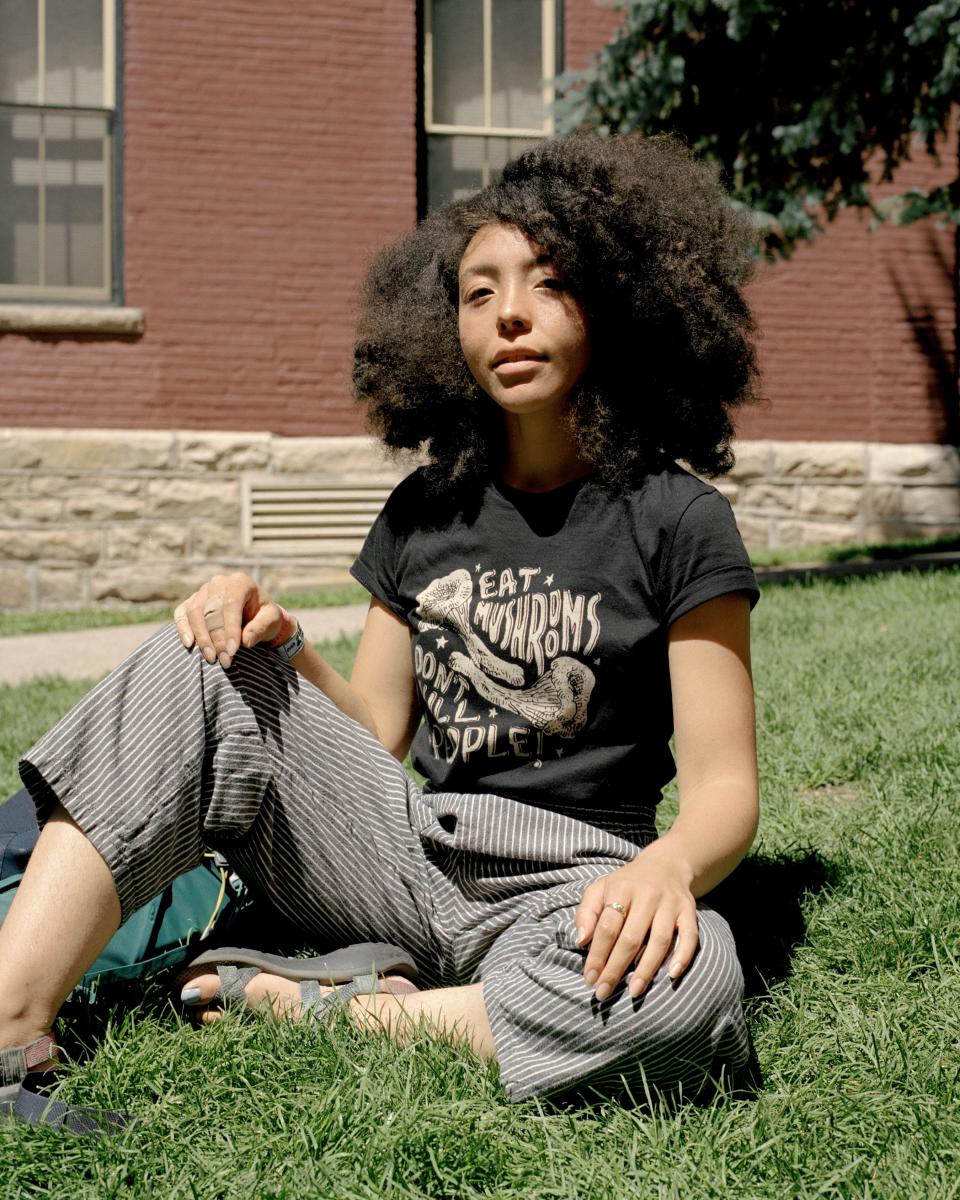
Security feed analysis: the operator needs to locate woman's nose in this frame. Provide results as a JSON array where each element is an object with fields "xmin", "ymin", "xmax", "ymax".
[
  {"xmin": 496, "ymin": 296, "xmax": 531, "ymax": 332},
  {"xmin": 495, "ymin": 279, "xmax": 531, "ymax": 331}
]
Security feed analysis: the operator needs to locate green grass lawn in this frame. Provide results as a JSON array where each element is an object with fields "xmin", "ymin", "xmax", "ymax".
[{"xmin": 1, "ymin": 569, "xmax": 958, "ymax": 1197}]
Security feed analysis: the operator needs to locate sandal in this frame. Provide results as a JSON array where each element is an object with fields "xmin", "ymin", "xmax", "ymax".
[
  {"xmin": 1, "ymin": 1034, "xmax": 132, "ymax": 1137},
  {"xmin": 178, "ymin": 941, "xmax": 420, "ymax": 1022}
]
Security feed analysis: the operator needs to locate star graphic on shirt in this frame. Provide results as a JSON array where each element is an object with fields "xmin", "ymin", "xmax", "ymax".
[
  {"xmin": 555, "ymin": 747, "xmax": 564, "ymax": 758},
  {"xmin": 474, "ymin": 563, "xmax": 482, "ymax": 572},
  {"xmin": 436, "ymin": 636, "xmax": 448, "ymax": 649},
  {"xmin": 544, "ymin": 574, "xmax": 555, "ymax": 586},
  {"xmin": 593, "ymin": 658, "xmax": 601, "ymax": 666},
  {"xmin": 487, "ymin": 707, "xmax": 498, "ymax": 718}
]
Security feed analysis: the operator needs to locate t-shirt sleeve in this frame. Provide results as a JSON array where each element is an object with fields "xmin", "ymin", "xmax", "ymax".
[
  {"xmin": 657, "ymin": 489, "xmax": 759, "ymax": 625},
  {"xmin": 349, "ymin": 479, "xmax": 414, "ymax": 622}
]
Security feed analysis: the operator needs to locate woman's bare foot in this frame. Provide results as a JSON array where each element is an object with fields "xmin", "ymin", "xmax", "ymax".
[{"xmin": 178, "ymin": 968, "xmax": 419, "ymax": 1025}]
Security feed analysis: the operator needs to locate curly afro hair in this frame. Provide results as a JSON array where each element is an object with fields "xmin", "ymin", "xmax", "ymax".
[{"xmin": 352, "ymin": 132, "xmax": 761, "ymax": 494}]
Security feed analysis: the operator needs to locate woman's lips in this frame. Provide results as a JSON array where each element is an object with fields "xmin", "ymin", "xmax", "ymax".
[{"xmin": 492, "ymin": 355, "xmax": 546, "ymax": 377}]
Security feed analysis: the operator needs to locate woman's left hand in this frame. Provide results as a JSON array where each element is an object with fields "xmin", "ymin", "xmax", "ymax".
[{"xmin": 574, "ymin": 841, "xmax": 700, "ymax": 1000}]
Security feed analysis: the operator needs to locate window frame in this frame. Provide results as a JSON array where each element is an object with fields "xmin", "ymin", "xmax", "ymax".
[
  {"xmin": 420, "ymin": 0, "xmax": 562, "ymax": 212},
  {"xmin": 0, "ymin": 0, "xmax": 122, "ymax": 303}
]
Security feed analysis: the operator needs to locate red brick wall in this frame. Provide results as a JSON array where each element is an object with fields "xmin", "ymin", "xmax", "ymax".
[
  {"xmin": 740, "ymin": 110, "xmax": 958, "ymax": 444},
  {"xmin": 565, "ymin": 0, "xmax": 624, "ymax": 71},
  {"xmin": 0, "ymin": 0, "xmax": 418, "ymax": 435},
  {"xmin": 0, "ymin": 1, "xmax": 956, "ymax": 446}
]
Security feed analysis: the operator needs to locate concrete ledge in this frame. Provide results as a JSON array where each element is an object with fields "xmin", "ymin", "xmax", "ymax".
[{"xmin": 0, "ymin": 305, "xmax": 145, "ymax": 335}]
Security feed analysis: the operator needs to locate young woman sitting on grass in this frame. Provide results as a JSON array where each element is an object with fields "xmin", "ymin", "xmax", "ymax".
[{"xmin": 1, "ymin": 133, "xmax": 761, "ymax": 1108}]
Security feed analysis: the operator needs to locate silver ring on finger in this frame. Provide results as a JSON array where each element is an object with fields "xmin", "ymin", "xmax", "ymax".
[{"xmin": 604, "ymin": 901, "xmax": 627, "ymax": 915}]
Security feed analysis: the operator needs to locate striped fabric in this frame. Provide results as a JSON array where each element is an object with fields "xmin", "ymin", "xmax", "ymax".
[{"xmin": 19, "ymin": 624, "xmax": 750, "ymax": 1102}]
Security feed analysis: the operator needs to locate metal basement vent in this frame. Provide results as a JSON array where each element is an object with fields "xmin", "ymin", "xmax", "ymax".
[{"xmin": 243, "ymin": 475, "xmax": 394, "ymax": 558}]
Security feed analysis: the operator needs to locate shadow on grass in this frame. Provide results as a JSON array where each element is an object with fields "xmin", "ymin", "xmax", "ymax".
[{"xmin": 706, "ymin": 847, "xmax": 838, "ymax": 999}]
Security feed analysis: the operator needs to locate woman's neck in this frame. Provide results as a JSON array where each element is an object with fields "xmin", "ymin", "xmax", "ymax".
[{"xmin": 498, "ymin": 410, "xmax": 592, "ymax": 493}]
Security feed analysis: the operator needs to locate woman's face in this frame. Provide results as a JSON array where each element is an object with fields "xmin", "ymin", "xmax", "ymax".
[{"xmin": 457, "ymin": 223, "xmax": 591, "ymax": 421}]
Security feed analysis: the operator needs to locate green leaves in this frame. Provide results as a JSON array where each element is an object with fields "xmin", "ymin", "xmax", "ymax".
[{"xmin": 559, "ymin": 1, "xmax": 960, "ymax": 259}]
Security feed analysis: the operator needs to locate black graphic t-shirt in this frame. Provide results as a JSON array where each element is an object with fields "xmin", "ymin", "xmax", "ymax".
[{"xmin": 350, "ymin": 465, "xmax": 759, "ymax": 824}]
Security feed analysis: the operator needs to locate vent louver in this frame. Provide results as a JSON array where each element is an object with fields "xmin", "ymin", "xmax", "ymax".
[{"xmin": 243, "ymin": 475, "xmax": 394, "ymax": 558}]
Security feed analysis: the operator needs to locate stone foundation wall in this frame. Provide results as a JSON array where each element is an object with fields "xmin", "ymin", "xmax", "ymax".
[
  {"xmin": 1, "ymin": 428, "xmax": 958, "ymax": 611},
  {"xmin": 714, "ymin": 439, "xmax": 960, "ymax": 549}
]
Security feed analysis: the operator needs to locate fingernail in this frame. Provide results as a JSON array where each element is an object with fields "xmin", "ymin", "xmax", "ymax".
[
  {"xmin": 576, "ymin": 926, "xmax": 587, "ymax": 945},
  {"xmin": 181, "ymin": 987, "xmax": 202, "ymax": 1005},
  {"xmin": 630, "ymin": 978, "xmax": 647, "ymax": 997},
  {"xmin": 218, "ymin": 652, "xmax": 232, "ymax": 669},
  {"xmin": 668, "ymin": 960, "xmax": 683, "ymax": 979},
  {"xmin": 594, "ymin": 982, "xmax": 611, "ymax": 1001},
  {"xmin": 226, "ymin": 639, "xmax": 238, "ymax": 657},
  {"xmin": 584, "ymin": 969, "xmax": 598, "ymax": 986},
  {"xmin": 202, "ymin": 646, "xmax": 216, "ymax": 664}
]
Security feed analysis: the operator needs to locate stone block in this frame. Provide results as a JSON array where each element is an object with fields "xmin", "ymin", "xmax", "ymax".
[
  {"xmin": 64, "ymin": 492, "xmax": 143, "ymax": 521},
  {"xmin": 772, "ymin": 441, "xmax": 866, "ymax": 479},
  {"xmin": 864, "ymin": 485, "xmax": 903, "ymax": 518},
  {"xmin": 30, "ymin": 475, "xmax": 142, "ymax": 498},
  {"xmin": 0, "ymin": 432, "xmax": 42, "ymax": 469},
  {"xmin": 269, "ymin": 435, "xmax": 408, "ymax": 478},
  {"xmin": 869, "ymin": 443, "xmax": 960, "ymax": 486},
  {"xmin": 106, "ymin": 524, "xmax": 188, "ymax": 560},
  {"xmin": 91, "ymin": 566, "xmax": 213, "ymax": 604},
  {"xmin": 898, "ymin": 486, "xmax": 960, "ymax": 521},
  {"xmin": 0, "ymin": 498, "xmax": 62, "ymax": 524},
  {"xmin": 258, "ymin": 565, "xmax": 357, "ymax": 595},
  {"xmin": 740, "ymin": 483, "xmax": 796, "ymax": 513},
  {"xmin": 0, "ymin": 474, "xmax": 27, "ymax": 495},
  {"xmin": 727, "ymin": 440, "xmax": 771, "ymax": 481},
  {"xmin": 177, "ymin": 432, "xmax": 271, "ymax": 472},
  {"xmin": 190, "ymin": 521, "xmax": 244, "ymax": 558},
  {"xmin": 29, "ymin": 429, "xmax": 174, "ymax": 471},
  {"xmin": 0, "ymin": 565, "xmax": 32, "ymax": 609},
  {"xmin": 0, "ymin": 528, "xmax": 100, "ymax": 562},
  {"xmin": 731, "ymin": 512, "xmax": 771, "ymax": 547},
  {"xmin": 146, "ymin": 478, "xmax": 240, "ymax": 518},
  {"xmin": 863, "ymin": 520, "xmax": 960, "ymax": 543},
  {"xmin": 796, "ymin": 485, "xmax": 862, "ymax": 519},
  {"xmin": 37, "ymin": 567, "xmax": 87, "ymax": 605},
  {"xmin": 711, "ymin": 480, "xmax": 739, "ymax": 504},
  {"xmin": 774, "ymin": 519, "xmax": 860, "ymax": 548}
]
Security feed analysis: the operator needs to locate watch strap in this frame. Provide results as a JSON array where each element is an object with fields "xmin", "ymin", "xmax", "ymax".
[{"xmin": 273, "ymin": 621, "xmax": 305, "ymax": 661}]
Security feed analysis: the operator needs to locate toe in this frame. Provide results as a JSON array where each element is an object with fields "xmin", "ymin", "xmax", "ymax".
[{"xmin": 178, "ymin": 969, "xmax": 221, "ymax": 1007}]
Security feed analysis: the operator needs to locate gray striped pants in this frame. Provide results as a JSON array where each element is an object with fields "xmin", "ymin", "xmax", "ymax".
[{"xmin": 19, "ymin": 624, "xmax": 750, "ymax": 1102}]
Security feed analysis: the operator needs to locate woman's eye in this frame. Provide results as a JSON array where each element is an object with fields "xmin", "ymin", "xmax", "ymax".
[
  {"xmin": 464, "ymin": 287, "xmax": 492, "ymax": 303},
  {"xmin": 538, "ymin": 277, "xmax": 564, "ymax": 291}
]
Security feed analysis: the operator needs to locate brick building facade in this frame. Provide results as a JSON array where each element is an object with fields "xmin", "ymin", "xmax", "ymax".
[{"xmin": 0, "ymin": 1, "xmax": 957, "ymax": 609}]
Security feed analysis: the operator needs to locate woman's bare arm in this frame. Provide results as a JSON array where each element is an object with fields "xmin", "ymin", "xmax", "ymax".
[{"xmin": 173, "ymin": 574, "xmax": 420, "ymax": 760}]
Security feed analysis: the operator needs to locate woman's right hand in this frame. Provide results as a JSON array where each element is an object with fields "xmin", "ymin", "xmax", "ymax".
[{"xmin": 173, "ymin": 572, "xmax": 290, "ymax": 669}]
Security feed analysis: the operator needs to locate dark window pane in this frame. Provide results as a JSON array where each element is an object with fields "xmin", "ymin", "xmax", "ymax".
[
  {"xmin": 428, "ymin": 133, "xmax": 484, "ymax": 207},
  {"xmin": 0, "ymin": 0, "xmax": 39, "ymax": 104},
  {"xmin": 431, "ymin": 0, "xmax": 483, "ymax": 126},
  {"xmin": 45, "ymin": 0, "xmax": 102, "ymax": 106},
  {"xmin": 491, "ymin": 0, "xmax": 544, "ymax": 129},
  {"xmin": 0, "ymin": 109, "xmax": 40, "ymax": 284},
  {"xmin": 428, "ymin": 133, "xmax": 540, "ymax": 209},
  {"xmin": 43, "ymin": 112, "xmax": 106, "ymax": 287}
]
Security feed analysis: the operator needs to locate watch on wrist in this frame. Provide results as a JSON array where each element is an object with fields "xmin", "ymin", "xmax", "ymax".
[{"xmin": 273, "ymin": 620, "xmax": 305, "ymax": 661}]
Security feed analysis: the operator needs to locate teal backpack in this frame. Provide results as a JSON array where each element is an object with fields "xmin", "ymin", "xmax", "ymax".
[{"xmin": 0, "ymin": 789, "xmax": 251, "ymax": 1004}]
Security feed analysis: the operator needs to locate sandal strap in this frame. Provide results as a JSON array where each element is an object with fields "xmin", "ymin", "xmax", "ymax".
[
  {"xmin": 302, "ymin": 977, "xmax": 365, "ymax": 1024},
  {"xmin": 215, "ymin": 964, "xmax": 260, "ymax": 1006},
  {"xmin": 0, "ymin": 1035, "xmax": 58, "ymax": 1087},
  {"xmin": 11, "ymin": 1071, "xmax": 133, "ymax": 1138}
]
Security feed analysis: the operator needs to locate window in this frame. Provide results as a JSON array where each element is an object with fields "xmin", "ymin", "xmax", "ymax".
[
  {"xmin": 0, "ymin": 0, "xmax": 116, "ymax": 301},
  {"xmin": 424, "ymin": 0, "xmax": 558, "ymax": 210}
]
